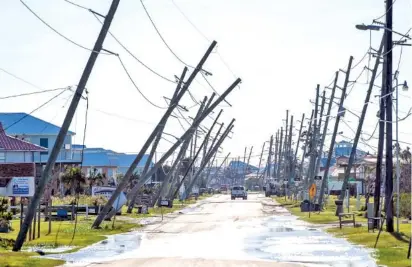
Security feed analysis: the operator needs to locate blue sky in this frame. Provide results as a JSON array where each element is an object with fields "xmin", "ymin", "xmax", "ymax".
[{"xmin": 0, "ymin": 0, "xmax": 411, "ymax": 165}]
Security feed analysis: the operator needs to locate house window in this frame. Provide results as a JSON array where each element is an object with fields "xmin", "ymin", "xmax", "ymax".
[
  {"xmin": 0, "ymin": 152, "xmax": 5, "ymax": 162},
  {"xmin": 40, "ymin": 138, "xmax": 48, "ymax": 155}
]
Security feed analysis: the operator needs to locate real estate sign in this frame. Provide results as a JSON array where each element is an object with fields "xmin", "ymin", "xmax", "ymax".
[
  {"xmin": 92, "ymin": 186, "xmax": 127, "ymax": 211},
  {"xmin": 0, "ymin": 163, "xmax": 35, "ymax": 197}
]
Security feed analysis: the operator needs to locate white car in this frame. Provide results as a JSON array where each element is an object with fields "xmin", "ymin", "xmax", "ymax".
[{"xmin": 231, "ymin": 186, "xmax": 247, "ymax": 200}]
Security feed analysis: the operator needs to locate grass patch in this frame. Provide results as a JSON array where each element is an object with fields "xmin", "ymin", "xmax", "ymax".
[
  {"xmin": 274, "ymin": 196, "xmax": 368, "ymax": 224},
  {"xmin": 0, "ymin": 250, "xmax": 64, "ymax": 267},
  {"xmin": 328, "ymin": 224, "xmax": 411, "ymax": 267},
  {"xmin": 0, "ymin": 216, "xmax": 138, "ymax": 267}
]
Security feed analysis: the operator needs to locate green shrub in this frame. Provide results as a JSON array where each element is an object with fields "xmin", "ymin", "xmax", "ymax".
[{"xmin": 399, "ymin": 193, "xmax": 411, "ymax": 218}]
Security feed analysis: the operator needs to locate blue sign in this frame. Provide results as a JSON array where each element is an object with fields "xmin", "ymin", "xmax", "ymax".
[{"xmin": 12, "ymin": 178, "xmax": 30, "ymax": 195}]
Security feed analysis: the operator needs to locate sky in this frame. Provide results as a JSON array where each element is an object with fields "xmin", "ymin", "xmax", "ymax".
[{"xmin": 0, "ymin": 0, "xmax": 411, "ymax": 167}]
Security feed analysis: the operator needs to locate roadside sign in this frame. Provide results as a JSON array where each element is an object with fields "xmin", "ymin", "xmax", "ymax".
[{"xmin": 309, "ymin": 183, "xmax": 316, "ymax": 199}]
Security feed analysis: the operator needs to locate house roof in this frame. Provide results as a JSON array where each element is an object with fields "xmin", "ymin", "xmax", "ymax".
[
  {"xmin": 117, "ymin": 153, "xmax": 152, "ymax": 168},
  {"xmin": 0, "ymin": 113, "xmax": 75, "ymax": 136},
  {"xmin": 0, "ymin": 122, "xmax": 47, "ymax": 151},
  {"xmin": 82, "ymin": 151, "xmax": 119, "ymax": 167}
]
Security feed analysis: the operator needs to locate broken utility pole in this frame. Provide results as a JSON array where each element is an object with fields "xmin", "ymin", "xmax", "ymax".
[{"xmin": 13, "ymin": 0, "xmax": 121, "ymax": 251}]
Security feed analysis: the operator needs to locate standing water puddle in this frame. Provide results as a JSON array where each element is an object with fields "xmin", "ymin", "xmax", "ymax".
[
  {"xmin": 43, "ymin": 203, "xmax": 377, "ymax": 267},
  {"xmin": 245, "ymin": 214, "xmax": 377, "ymax": 267}
]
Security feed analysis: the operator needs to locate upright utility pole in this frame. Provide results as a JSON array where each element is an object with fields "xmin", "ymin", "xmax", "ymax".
[
  {"xmin": 384, "ymin": 0, "xmax": 394, "ymax": 232},
  {"xmin": 287, "ymin": 115, "xmax": 294, "ymax": 183},
  {"xmin": 13, "ymin": 0, "xmax": 121, "ymax": 251},
  {"xmin": 317, "ymin": 71, "xmax": 339, "ymax": 207},
  {"xmin": 339, "ymin": 39, "xmax": 384, "ymax": 201},
  {"xmin": 283, "ymin": 111, "xmax": 289, "ymax": 181}
]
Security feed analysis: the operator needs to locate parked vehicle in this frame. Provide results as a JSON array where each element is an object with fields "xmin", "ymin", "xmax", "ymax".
[{"xmin": 231, "ymin": 185, "xmax": 247, "ymax": 200}]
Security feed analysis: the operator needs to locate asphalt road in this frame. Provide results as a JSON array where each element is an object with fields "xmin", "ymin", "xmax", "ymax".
[{"xmin": 91, "ymin": 193, "xmax": 300, "ymax": 267}]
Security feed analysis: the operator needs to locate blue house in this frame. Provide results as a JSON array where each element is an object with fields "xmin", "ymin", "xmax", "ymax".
[
  {"xmin": 0, "ymin": 113, "xmax": 81, "ymax": 164},
  {"xmin": 80, "ymin": 146, "xmax": 153, "ymax": 184},
  {"xmin": 319, "ymin": 140, "xmax": 366, "ymax": 169}
]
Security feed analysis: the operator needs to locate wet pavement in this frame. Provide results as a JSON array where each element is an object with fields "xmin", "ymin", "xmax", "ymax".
[{"xmin": 43, "ymin": 194, "xmax": 377, "ymax": 267}]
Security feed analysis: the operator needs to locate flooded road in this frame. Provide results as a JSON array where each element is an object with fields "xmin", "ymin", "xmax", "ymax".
[{"xmin": 46, "ymin": 194, "xmax": 377, "ymax": 267}]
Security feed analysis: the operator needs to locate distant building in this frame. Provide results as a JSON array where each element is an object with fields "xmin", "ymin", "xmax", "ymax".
[
  {"xmin": 80, "ymin": 146, "xmax": 153, "ymax": 184},
  {"xmin": 0, "ymin": 113, "xmax": 81, "ymax": 164},
  {"xmin": 0, "ymin": 122, "xmax": 47, "ymax": 163}
]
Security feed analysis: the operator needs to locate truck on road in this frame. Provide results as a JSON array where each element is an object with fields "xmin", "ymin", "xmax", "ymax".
[{"xmin": 231, "ymin": 185, "xmax": 247, "ymax": 200}]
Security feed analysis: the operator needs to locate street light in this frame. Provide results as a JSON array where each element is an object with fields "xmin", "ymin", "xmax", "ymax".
[
  {"xmin": 355, "ymin": 24, "xmax": 412, "ymax": 40},
  {"xmin": 393, "ymin": 71, "xmax": 408, "ymax": 233}
]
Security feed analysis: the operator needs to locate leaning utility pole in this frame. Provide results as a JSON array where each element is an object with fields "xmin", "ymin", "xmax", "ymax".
[
  {"xmin": 374, "ymin": 49, "xmax": 387, "ymax": 224},
  {"xmin": 127, "ymin": 68, "xmax": 188, "ymax": 212},
  {"xmin": 155, "ymin": 102, "xmax": 212, "ymax": 206},
  {"xmin": 13, "ymin": 0, "xmax": 121, "ymax": 251},
  {"xmin": 299, "ymin": 110, "xmax": 314, "ymax": 180},
  {"xmin": 92, "ymin": 41, "xmax": 221, "ymax": 228},
  {"xmin": 257, "ymin": 142, "xmax": 266, "ymax": 182},
  {"xmin": 339, "ymin": 39, "xmax": 384, "ymax": 201},
  {"xmin": 243, "ymin": 146, "xmax": 247, "ymax": 181},
  {"xmin": 276, "ymin": 128, "xmax": 284, "ymax": 179},
  {"xmin": 384, "ymin": 0, "xmax": 394, "ymax": 232},
  {"xmin": 273, "ymin": 132, "xmax": 279, "ymax": 178},
  {"xmin": 317, "ymin": 71, "xmax": 339, "ymax": 207},
  {"xmin": 290, "ymin": 113, "xmax": 305, "ymax": 181},
  {"xmin": 305, "ymin": 85, "xmax": 320, "ymax": 191},
  {"xmin": 266, "ymin": 135, "xmax": 273, "ymax": 179},
  {"xmin": 246, "ymin": 146, "xmax": 254, "ymax": 177},
  {"xmin": 184, "ymin": 121, "xmax": 235, "ymax": 197},
  {"xmin": 314, "ymin": 80, "xmax": 338, "ymax": 184}
]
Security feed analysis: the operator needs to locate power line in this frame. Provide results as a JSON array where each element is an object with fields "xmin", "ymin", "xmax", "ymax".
[
  {"xmin": 139, "ymin": 0, "xmax": 194, "ymax": 68},
  {"xmin": 20, "ymin": 0, "xmax": 111, "ymax": 55},
  {"xmin": 373, "ymin": 0, "xmax": 398, "ymax": 21},
  {"xmin": 2, "ymin": 90, "xmax": 69, "ymax": 133},
  {"xmin": 117, "ymin": 55, "xmax": 168, "ymax": 109},
  {"xmin": 91, "ymin": 13, "xmax": 177, "ymax": 84},
  {"xmin": 0, "ymin": 67, "xmax": 43, "ymax": 89},
  {"xmin": 170, "ymin": 0, "xmax": 239, "ymax": 81},
  {"xmin": 200, "ymin": 72, "xmax": 231, "ymax": 107},
  {"xmin": 63, "ymin": 0, "xmax": 90, "ymax": 12},
  {"xmin": 0, "ymin": 87, "xmax": 70, "ymax": 100}
]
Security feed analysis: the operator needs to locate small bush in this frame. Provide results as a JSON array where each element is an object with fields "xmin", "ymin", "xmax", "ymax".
[{"xmin": 399, "ymin": 193, "xmax": 411, "ymax": 218}]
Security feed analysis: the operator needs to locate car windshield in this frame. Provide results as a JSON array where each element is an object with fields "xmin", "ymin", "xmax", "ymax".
[{"xmin": 232, "ymin": 186, "xmax": 244, "ymax": 190}]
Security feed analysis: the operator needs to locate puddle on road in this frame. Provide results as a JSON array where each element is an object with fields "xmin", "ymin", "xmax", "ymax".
[
  {"xmin": 41, "ymin": 202, "xmax": 377, "ymax": 267},
  {"xmin": 44, "ymin": 232, "xmax": 143, "ymax": 266},
  {"xmin": 245, "ymin": 214, "xmax": 377, "ymax": 267}
]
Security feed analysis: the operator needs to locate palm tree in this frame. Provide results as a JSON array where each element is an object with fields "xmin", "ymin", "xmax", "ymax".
[
  {"xmin": 88, "ymin": 168, "xmax": 106, "ymax": 194},
  {"xmin": 60, "ymin": 167, "xmax": 87, "ymax": 196}
]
